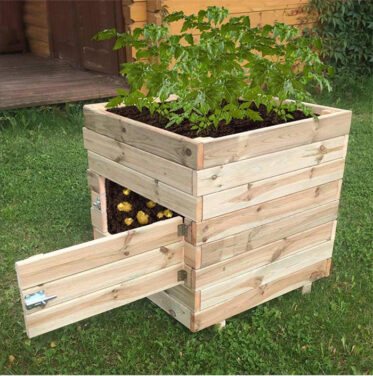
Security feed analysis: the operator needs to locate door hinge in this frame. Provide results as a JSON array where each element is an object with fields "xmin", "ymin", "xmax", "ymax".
[
  {"xmin": 24, "ymin": 290, "xmax": 57, "ymax": 310},
  {"xmin": 93, "ymin": 197, "xmax": 101, "ymax": 210},
  {"xmin": 177, "ymin": 269, "xmax": 187, "ymax": 282},
  {"xmin": 178, "ymin": 223, "xmax": 188, "ymax": 236}
]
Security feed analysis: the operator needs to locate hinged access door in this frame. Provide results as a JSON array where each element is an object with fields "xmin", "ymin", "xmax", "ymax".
[{"xmin": 16, "ymin": 217, "xmax": 184, "ymax": 338}]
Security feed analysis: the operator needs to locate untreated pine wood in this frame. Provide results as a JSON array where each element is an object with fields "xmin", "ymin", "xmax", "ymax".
[
  {"xmin": 193, "ymin": 221, "xmax": 334, "ymax": 289},
  {"xmin": 165, "ymin": 284, "xmax": 201, "ymax": 311},
  {"xmin": 88, "ymin": 151, "xmax": 202, "ymax": 221},
  {"xmin": 191, "ymin": 259, "xmax": 329, "ymax": 331},
  {"xmin": 199, "ymin": 240, "xmax": 333, "ymax": 309},
  {"xmin": 187, "ymin": 180, "xmax": 341, "ymax": 245},
  {"xmin": 24, "ymin": 264, "xmax": 184, "ymax": 338},
  {"xmin": 196, "ymin": 136, "xmax": 346, "ymax": 195},
  {"xmin": 202, "ymin": 158, "xmax": 345, "ymax": 218},
  {"xmin": 200, "ymin": 110, "xmax": 351, "ymax": 169},
  {"xmin": 22, "ymin": 241, "xmax": 183, "ymax": 312},
  {"xmin": 16, "ymin": 217, "xmax": 183, "ymax": 289},
  {"xmin": 200, "ymin": 201, "xmax": 339, "ymax": 268},
  {"xmin": 83, "ymin": 127, "xmax": 194, "ymax": 194},
  {"xmin": 84, "ymin": 103, "xmax": 203, "ymax": 169}
]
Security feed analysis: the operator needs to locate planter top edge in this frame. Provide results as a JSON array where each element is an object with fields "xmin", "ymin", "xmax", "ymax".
[{"xmin": 83, "ymin": 101, "xmax": 351, "ymax": 145}]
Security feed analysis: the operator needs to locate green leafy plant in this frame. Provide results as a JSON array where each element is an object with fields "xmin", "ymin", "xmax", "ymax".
[
  {"xmin": 305, "ymin": 0, "xmax": 373, "ymax": 78},
  {"xmin": 94, "ymin": 6, "xmax": 331, "ymax": 133}
]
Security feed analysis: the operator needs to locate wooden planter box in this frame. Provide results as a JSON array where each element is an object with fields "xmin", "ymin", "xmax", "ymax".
[{"xmin": 15, "ymin": 100, "xmax": 351, "ymax": 338}]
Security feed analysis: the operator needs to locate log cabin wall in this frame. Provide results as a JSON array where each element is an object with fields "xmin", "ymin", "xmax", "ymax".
[{"xmin": 23, "ymin": 0, "xmax": 50, "ymax": 57}]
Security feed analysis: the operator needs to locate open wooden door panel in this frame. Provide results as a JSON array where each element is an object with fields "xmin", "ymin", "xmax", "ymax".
[{"xmin": 16, "ymin": 217, "xmax": 185, "ymax": 338}]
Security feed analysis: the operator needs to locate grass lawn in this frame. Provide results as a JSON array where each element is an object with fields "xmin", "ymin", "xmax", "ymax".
[{"xmin": 1, "ymin": 80, "xmax": 372, "ymax": 375}]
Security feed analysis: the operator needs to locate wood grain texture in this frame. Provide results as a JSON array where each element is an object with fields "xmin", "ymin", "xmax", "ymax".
[
  {"xmin": 148, "ymin": 290, "xmax": 192, "ymax": 329},
  {"xmin": 83, "ymin": 127, "xmax": 193, "ymax": 194},
  {"xmin": 16, "ymin": 217, "xmax": 182, "ymax": 289},
  {"xmin": 165, "ymin": 284, "xmax": 201, "ymax": 311},
  {"xmin": 24, "ymin": 264, "xmax": 183, "ymax": 338},
  {"xmin": 200, "ymin": 200, "xmax": 339, "ymax": 268},
  {"xmin": 84, "ymin": 103, "xmax": 202, "ymax": 169},
  {"xmin": 201, "ymin": 110, "xmax": 351, "ymax": 169},
  {"xmin": 88, "ymin": 151, "xmax": 202, "ymax": 220},
  {"xmin": 200, "ymin": 240, "xmax": 333, "ymax": 309},
  {"xmin": 22, "ymin": 242, "xmax": 183, "ymax": 313},
  {"xmin": 184, "ymin": 242, "xmax": 202, "ymax": 269},
  {"xmin": 191, "ymin": 259, "xmax": 329, "ymax": 331},
  {"xmin": 202, "ymin": 158, "xmax": 345, "ymax": 218},
  {"xmin": 196, "ymin": 136, "xmax": 346, "ymax": 195},
  {"xmin": 194, "ymin": 221, "xmax": 334, "ymax": 289},
  {"xmin": 188, "ymin": 180, "xmax": 341, "ymax": 245}
]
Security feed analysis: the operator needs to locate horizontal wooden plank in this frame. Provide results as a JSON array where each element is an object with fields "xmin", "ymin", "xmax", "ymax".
[
  {"xmin": 191, "ymin": 259, "xmax": 329, "ymax": 331},
  {"xmin": 16, "ymin": 217, "xmax": 183, "ymax": 289},
  {"xmin": 196, "ymin": 136, "xmax": 345, "ymax": 195},
  {"xmin": 22, "ymin": 242, "xmax": 183, "ymax": 312},
  {"xmin": 200, "ymin": 201, "xmax": 339, "ymax": 267},
  {"xmin": 83, "ymin": 128, "xmax": 193, "ymax": 194},
  {"xmin": 194, "ymin": 221, "xmax": 334, "ymax": 289},
  {"xmin": 200, "ymin": 240, "xmax": 333, "ymax": 309},
  {"xmin": 188, "ymin": 180, "xmax": 341, "ymax": 244},
  {"xmin": 123, "ymin": 1, "xmax": 147, "ymax": 22},
  {"xmin": 165, "ymin": 284, "xmax": 201, "ymax": 311},
  {"xmin": 25, "ymin": 264, "xmax": 183, "ymax": 338},
  {"xmin": 184, "ymin": 241, "xmax": 201, "ymax": 269},
  {"xmin": 202, "ymin": 158, "xmax": 345, "ymax": 219},
  {"xmin": 88, "ymin": 151, "xmax": 202, "ymax": 221},
  {"xmin": 84, "ymin": 103, "xmax": 203, "ymax": 169},
  {"xmin": 201, "ymin": 110, "xmax": 351, "ymax": 169},
  {"xmin": 148, "ymin": 289, "xmax": 192, "ymax": 329}
]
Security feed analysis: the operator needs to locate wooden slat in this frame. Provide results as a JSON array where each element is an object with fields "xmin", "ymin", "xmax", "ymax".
[
  {"xmin": 148, "ymin": 289, "xmax": 192, "ymax": 329},
  {"xmin": 196, "ymin": 136, "xmax": 346, "ymax": 195},
  {"xmin": 123, "ymin": 1, "xmax": 147, "ymax": 22},
  {"xmin": 184, "ymin": 242, "xmax": 201, "ymax": 269},
  {"xmin": 194, "ymin": 221, "xmax": 334, "ymax": 289},
  {"xmin": 83, "ymin": 128, "xmax": 194, "ymax": 194},
  {"xmin": 200, "ymin": 240, "xmax": 332, "ymax": 309},
  {"xmin": 84, "ymin": 103, "xmax": 203, "ymax": 169},
  {"xmin": 24, "ymin": 264, "xmax": 183, "ymax": 338},
  {"xmin": 16, "ymin": 217, "xmax": 183, "ymax": 289},
  {"xmin": 93, "ymin": 227, "xmax": 110, "ymax": 239},
  {"xmin": 165, "ymin": 284, "xmax": 201, "ymax": 311},
  {"xmin": 88, "ymin": 151, "xmax": 202, "ymax": 221},
  {"xmin": 200, "ymin": 201, "xmax": 339, "ymax": 268},
  {"xmin": 188, "ymin": 180, "xmax": 341, "ymax": 245},
  {"xmin": 191, "ymin": 259, "xmax": 329, "ymax": 331},
  {"xmin": 201, "ymin": 110, "xmax": 351, "ymax": 169},
  {"xmin": 202, "ymin": 159, "xmax": 345, "ymax": 219},
  {"xmin": 90, "ymin": 206, "xmax": 107, "ymax": 232},
  {"xmin": 22, "ymin": 242, "xmax": 183, "ymax": 312},
  {"xmin": 87, "ymin": 169, "xmax": 100, "ymax": 192}
]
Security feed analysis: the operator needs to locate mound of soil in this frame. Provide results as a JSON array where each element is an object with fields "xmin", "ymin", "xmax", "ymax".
[
  {"xmin": 106, "ymin": 180, "xmax": 178, "ymax": 234},
  {"xmin": 108, "ymin": 102, "xmax": 311, "ymax": 138}
]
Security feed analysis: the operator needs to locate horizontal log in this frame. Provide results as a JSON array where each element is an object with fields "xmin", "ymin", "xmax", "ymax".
[
  {"xmin": 16, "ymin": 217, "xmax": 183, "ymax": 289},
  {"xmin": 200, "ymin": 201, "xmax": 339, "ymax": 267},
  {"xmin": 200, "ymin": 240, "xmax": 333, "ymax": 309},
  {"xmin": 191, "ymin": 259, "xmax": 329, "ymax": 331},
  {"xmin": 22, "ymin": 241, "xmax": 183, "ymax": 312},
  {"xmin": 201, "ymin": 110, "xmax": 351, "ymax": 169},
  {"xmin": 88, "ymin": 151, "xmax": 202, "ymax": 220},
  {"xmin": 202, "ymin": 158, "xmax": 345, "ymax": 218},
  {"xmin": 25, "ymin": 264, "xmax": 183, "ymax": 338},
  {"xmin": 194, "ymin": 221, "xmax": 334, "ymax": 289},
  {"xmin": 187, "ymin": 180, "xmax": 341, "ymax": 244},
  {"xmin": 84, "ymin": 103, "xmax": 203, "ymax": 169},
  {"xmin": 83, "ymin": 128, "xmax": 193, "ymax": 194},
  {"xmin": 196, "ymin": 136, "xmax": 346, "ymax": 195}
]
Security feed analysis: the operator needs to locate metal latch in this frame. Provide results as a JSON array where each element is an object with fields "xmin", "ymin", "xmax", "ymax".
[
  {"xmin": 24, "ymin": 290, "xmax": 57, "ymax": 310},
  {"xmin": 93, "ymin": 197, "xmax": 101, "ymax": 210},
  {"xmin": 178, "ymin": 223, "xmax": 188, "ymax": 236}
]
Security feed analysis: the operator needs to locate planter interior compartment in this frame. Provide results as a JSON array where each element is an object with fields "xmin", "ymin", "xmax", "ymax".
[{"xmin": 15, "ymin": 100, "xmax": 351, "ymax": 338}]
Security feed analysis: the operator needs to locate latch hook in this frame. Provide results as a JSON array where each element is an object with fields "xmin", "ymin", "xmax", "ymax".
[{"xmin": 24, "ymin": 290, "xmax": 57, "ymax": 310}]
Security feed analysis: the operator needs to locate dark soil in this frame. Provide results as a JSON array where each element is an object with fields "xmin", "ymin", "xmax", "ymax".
[
  {"xmin": 106, "ymin": 180, "xmax": 178, "ymax": 234},
  {"xmin": 108, "ymin": 102, "xmax": 311, "ymax": 138}
]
